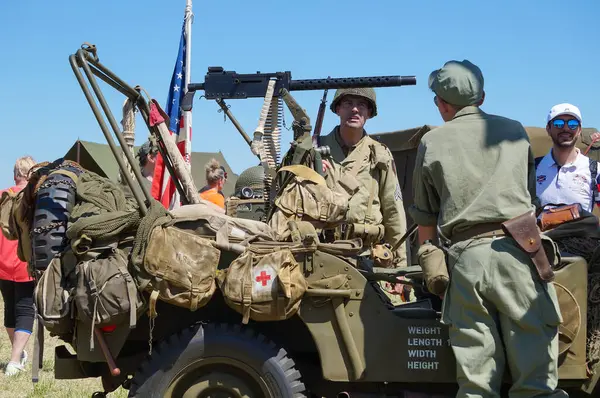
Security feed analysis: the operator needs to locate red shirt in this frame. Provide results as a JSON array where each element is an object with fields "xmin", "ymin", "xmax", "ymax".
[{"xmin": 0, "ymin": 185, "xmax": 32, "ymax": 282}]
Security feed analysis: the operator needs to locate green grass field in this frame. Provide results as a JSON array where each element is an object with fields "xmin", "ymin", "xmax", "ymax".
[{"xmin": 0, "ymin": 297, "xmax": 128, "ymax": 398}]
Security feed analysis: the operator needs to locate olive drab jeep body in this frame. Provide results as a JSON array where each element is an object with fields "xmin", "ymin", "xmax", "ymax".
[{"xmin": 6, "ymin": 45, "xmax": 598, "ymax": 398}]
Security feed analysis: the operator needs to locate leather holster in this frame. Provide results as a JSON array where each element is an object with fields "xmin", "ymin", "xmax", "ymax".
[
  {"xmin": 539, "ymin": 203, "xmax": 582, "ymax": 231},
  {"xmin": 501, "ymin": 211, "xmax": 555, "ymax": 282}
]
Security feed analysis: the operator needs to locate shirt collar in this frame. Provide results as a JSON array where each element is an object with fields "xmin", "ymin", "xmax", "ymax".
[
  {"xmin": 334, "ymin": 126, "xmax": 368, "ymax": 156},
  {"xmin": 545, "ymin": 148, "xmax": 582, "ymax": 169},
  {"xmin": 452, "ymin": 105, "xmax": 484, "ymax": 120}
]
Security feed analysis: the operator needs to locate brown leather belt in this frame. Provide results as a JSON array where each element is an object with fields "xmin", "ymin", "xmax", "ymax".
[{"xmin": 450, "ymin": 223, "xmax": 505, "ymax": 246}]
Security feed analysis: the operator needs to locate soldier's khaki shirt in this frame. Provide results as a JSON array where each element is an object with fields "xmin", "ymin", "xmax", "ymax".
[
  {"xmin": 409, "ymin": 107, "xmax": 537, "ymax": 242},
  {"xmin": 321, "ymin": 126, "xmax": 408, "ymax": 266}
]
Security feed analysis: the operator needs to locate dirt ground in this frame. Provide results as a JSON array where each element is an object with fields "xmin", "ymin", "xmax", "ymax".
[{"xmin": 0, "ymin": 297, "xmax": 128, "ymax": 398}]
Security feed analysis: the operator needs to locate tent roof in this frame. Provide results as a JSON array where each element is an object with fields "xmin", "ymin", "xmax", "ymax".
[
  {"xmin": 371, "ymin": 125, "xmax": 600, "ymax": 158},
  {"xmin": 63, "ymin": 140, "xmax": 238, "ymax": 196},
  {"xmin": 371, "ymin": 125, "xmax": 435, "ymax": 152}
]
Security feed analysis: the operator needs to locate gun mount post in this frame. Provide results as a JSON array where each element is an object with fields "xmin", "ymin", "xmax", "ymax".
[{"xmin": 215, "ymin": 98, "xmax": 258, "ymax": 154}]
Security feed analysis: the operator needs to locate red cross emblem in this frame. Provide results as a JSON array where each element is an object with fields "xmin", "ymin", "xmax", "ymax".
[{"xmin": 255, "ymin": 270, "xmax": 272, "ymax": 286}]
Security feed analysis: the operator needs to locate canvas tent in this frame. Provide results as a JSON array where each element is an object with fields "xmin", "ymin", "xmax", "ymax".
[{"xmin": 63, "ymin": 140, "xmax": 239, "ymax": 196}]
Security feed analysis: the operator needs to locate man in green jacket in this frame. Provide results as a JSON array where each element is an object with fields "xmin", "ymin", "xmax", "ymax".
[
  {"xmin": 409, "ymin": 59, "xmax": 567, "ymax": 397},
  {"xmin": 320, "ymin": 88, "xmax": 408, "ymax": 270}
]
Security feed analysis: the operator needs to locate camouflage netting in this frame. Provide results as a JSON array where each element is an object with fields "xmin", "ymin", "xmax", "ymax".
[{"xmin": 555, "ymin": 236, "xmax": 600, "ymax": 366}]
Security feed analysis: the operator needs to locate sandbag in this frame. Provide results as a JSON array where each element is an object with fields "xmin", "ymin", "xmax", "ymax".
[
  {"xmin": 269, "ymin": 165, "xmax": 349, "ymax": 241},
  {"xmin": 74, "ymin": 246, "xmax": 143, "ymax": 350},
  {"xmin": 142, "ymin": 225, "xmax": 220, "ymax": 316},
  {"xmin": 217, "ymin": 246, "xmax": 307, "ymax": 324},
  {"xmin": 33, "ymin": 249, "xmax": 78, "ymax": 337}
]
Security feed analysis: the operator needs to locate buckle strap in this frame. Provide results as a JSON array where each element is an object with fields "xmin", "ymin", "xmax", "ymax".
[{"xmin": 450, "ymin": 223, "xmax": 505, "ymax": 245}]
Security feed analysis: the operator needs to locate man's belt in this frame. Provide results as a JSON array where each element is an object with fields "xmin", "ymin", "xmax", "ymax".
[{"xmin": 450, "ymin": 223, "xmax": 505, "ymax": 246}]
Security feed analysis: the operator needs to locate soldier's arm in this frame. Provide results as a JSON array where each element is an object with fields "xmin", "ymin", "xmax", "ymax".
[
  {"xmin": 524, "ymin": 126, "xmax": 541, "ymax": 211},
  {"xmin": 408, "ymin": 141, "xmax": 440, "ymax": 235},
  {"xmin": 379, "ymin": 148, "xmax": 408, "ymax": 267}
]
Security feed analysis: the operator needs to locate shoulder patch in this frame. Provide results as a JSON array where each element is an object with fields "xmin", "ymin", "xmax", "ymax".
[{"xmin": 394, "ymin": 182, "xmax": 403, "ymax": 201}]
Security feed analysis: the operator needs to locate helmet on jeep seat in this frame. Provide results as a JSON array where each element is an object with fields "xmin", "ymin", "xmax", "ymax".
[
  {"xmin": 329, "ymin": 87, "xmax": 377, "ymax": 117},
  {"xmin": 234, "ymin": 165, "xmax": 265, "ymax": 199}
]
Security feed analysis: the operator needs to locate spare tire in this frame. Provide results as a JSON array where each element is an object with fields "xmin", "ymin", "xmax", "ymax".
[{"xmin": 31, "ymin": 167, "xmax": 81, "ymax": 271}]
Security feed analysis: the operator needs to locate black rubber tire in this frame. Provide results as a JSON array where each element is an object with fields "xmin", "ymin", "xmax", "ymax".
[
  {"xmin": 128, "ymin": 323, "xmax": 307, "ymax": 398},
  {"xmin": 32, "ymin": 170, "xmax": 78, "ymax": 271}
]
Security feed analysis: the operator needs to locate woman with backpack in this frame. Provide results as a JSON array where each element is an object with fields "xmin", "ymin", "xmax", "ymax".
[{"xmin": 0, "ymin": 156, "xmax": 36, "ymax": 376}]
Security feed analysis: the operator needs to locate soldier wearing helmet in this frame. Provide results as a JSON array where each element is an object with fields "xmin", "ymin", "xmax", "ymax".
[{"xmin": 319, "ymin": 88, "xmax": 408, "ymax": 269}]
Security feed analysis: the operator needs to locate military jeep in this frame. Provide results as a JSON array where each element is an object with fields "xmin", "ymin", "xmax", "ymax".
[{"xmin": 33, "ymin": 45, "xmax": 600, "ymax": 398}]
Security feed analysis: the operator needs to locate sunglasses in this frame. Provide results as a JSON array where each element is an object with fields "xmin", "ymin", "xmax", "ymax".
[{"xmin": 552, "ymin": 119, "xmax": 580, "ymax": 130}]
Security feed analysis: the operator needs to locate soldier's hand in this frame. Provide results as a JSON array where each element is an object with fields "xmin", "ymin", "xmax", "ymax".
[
  {"xmin": 384, "ymin": 276, "xmax": 413, "ymax": 302},
  {"xmin": 322, "ymin": 159, "xmax": 333, "ymax": 173}
]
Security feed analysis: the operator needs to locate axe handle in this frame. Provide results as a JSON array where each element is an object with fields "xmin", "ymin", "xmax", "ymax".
[{"xmin": 94, "ymin": 327, "xmax": 121, "ymax": 377}]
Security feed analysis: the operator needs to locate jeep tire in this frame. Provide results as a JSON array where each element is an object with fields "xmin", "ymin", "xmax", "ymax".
[
  {"xmin": 128, "ymin": 323, "xmax": 306, "ymax": 398},
  {"xmin": 32, "ymin": 171, "xmax": 78, "ymax": 271}
]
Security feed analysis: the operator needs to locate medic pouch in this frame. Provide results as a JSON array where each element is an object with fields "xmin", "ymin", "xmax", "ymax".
[{"xmin": 217, "ymin": 244, "xmax": 308, "ymax": 324}]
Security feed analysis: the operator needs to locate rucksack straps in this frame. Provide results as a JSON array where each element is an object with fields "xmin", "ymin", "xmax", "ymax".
[{"xmin": 589, "ymin": 158, "xmax": 598, "ymax": 205}]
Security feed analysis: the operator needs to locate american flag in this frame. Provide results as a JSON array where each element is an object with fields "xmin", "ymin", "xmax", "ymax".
[{"xmin": 151, "ymin": 6, "xmax": 193, "ymax": 209}]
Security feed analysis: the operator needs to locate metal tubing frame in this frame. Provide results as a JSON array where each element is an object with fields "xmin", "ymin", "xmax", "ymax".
[
  {"xmin": 69, "ymin": 45, "xmax": 190, "ymax": 210},
  {"xmin": 215, "ymin": 98, "xmax": 253, "ymax": 147}
]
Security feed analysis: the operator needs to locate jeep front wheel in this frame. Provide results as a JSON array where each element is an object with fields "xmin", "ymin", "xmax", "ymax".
[{"xmin": 128, "ymin": 323, "xmax": 306, "ymax": 398}]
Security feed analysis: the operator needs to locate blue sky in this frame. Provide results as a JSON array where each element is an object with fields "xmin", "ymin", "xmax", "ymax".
[{"xmin": 0, "ymin": 0, "xmax": 598, "ymax": 187}]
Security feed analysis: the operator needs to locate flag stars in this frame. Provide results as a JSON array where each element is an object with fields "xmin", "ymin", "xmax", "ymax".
[
  {"xmin": 176, "ymin": 72, "xmax": 183, "ymax": 80},
  {"xmin": 174, "ymin": 84, "xmax": 180, "ymax": 92}
]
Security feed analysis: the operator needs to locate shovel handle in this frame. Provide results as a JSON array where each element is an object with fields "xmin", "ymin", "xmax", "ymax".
[{"xmin": 94, "ymin": 327, "xmax": 121, "ymax": 377}]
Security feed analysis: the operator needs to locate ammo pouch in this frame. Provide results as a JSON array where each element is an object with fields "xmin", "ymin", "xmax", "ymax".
[
  {"xmin": 75, "ymin": 246, "xmax": 143, "ymax": 350},
  {"xmin": 217, "ymin": 245, "xmax": 308, "ymax": 324},
  {"xmin": 269, "ymin": 165, "xmax": 349, "ymax": 240},
  {"xmin": 34, "ymin": 249, "xmax": 78, "ymax": 337},
  {"xmin": 501, "ymin": 211, "xmax": 555, "ymax": 282},
  {"xmin": 143, "ymin": 225, "xmax": 220, "ymax": 316},
  {"xmin": 539, "ymin": 203, "xmax": 583, "ymax": 232}
]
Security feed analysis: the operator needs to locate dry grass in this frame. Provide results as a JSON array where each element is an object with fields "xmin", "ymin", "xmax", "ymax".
[{"xmin": 0, "ymin": 297, "xmax": 128, "ymax": 398}]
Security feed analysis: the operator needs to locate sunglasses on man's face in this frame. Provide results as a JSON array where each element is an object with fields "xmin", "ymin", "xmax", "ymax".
[{"xmin": 552, "ymin": 119, "xmax": 580, "ymax": 130}]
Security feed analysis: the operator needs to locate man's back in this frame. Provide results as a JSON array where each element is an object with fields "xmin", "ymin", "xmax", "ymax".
[{"xmin": 414, "ymin": 106, "xmax": 535, "ymax": 240}]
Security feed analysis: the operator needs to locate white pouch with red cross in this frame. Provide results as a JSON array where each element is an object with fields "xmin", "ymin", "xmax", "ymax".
[{"xmin": 217, "ymin": 245, "xmax": 307, "ymax": 324}]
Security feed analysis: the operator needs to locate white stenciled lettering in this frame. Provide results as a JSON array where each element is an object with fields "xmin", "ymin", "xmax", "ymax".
[
  {"xmin": 407, "ymin": 326, "xmax": 442, "ymax": 335},
  {"xmin": 407, "ymin": 338, "xmax": 444, "ymax": 347},
  {"xmin": 408, "ymin": 349, "xmax": 437, "ymax": 359},
  {"xmin": 407, "ymin": 361, "xmax": 440, "ymax": 370}
]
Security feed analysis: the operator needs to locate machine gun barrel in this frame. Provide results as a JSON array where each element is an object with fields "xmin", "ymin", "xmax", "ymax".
[{"xmin": 289, "ymin": 75, "xmax": 416, "ymax": 91}]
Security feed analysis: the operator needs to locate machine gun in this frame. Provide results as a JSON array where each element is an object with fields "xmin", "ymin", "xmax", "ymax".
[
  {"xmin": 181, "ymin": 66, "xmax": 416, "ymax": 111},
  {"xmin": 182, "ymin": 66, "xmax": 417, "ymax": 222}
]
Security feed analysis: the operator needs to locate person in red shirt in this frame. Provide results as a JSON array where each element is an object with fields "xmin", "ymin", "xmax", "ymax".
[
  {"xmin": 0, "ymin": 156, "xmax": 36, "ymax": 376},
  {"xmin": 198, "ymin": 159, "xmax": 227, "ymax": 210}
]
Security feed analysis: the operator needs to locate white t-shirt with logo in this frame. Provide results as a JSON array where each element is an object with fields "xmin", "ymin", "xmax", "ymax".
[{"xmin": 536, "ymin": 149, "xmax": 600, "ymax": 212}]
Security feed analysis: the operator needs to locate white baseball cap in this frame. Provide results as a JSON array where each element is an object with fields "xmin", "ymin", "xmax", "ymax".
[{"xmin": 547, "ymin": 103, "xmax": 582, "ymax": 124}]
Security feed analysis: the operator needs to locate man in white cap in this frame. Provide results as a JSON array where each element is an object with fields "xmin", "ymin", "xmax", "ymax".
[{"xmin": 535, "ymin": 103, "xmax": 599, "ymax": 212}]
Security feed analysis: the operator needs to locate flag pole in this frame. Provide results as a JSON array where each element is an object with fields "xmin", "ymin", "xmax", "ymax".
[{"xmin": 183, "ymin": 0, "xmax": 193, "ymax": 169}]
